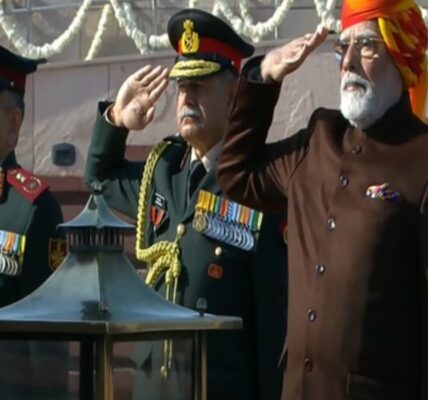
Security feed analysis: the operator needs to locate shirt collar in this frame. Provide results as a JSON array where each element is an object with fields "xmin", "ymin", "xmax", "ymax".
[
  {"xmin": 190, "ymin": 142, "xmax": 222, "ymax": 172},
  {"xmin": 359, "ymin": 91, "xmax": 426, "ymax": 143}
]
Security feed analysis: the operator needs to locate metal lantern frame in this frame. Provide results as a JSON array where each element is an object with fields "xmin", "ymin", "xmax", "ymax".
[{"xmin": 0, "ymin": 189, "xmax": 241, "ymax": 400}]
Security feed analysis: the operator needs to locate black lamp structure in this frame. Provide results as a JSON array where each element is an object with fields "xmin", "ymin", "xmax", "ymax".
[{"xmin": 0, "ymin": 186, "xmax": 241, "ymax": 399}]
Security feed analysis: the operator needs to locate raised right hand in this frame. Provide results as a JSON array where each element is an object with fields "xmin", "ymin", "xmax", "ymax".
[
  {"xmin": 261, "ymin": 25, "xmax": 328, "ymax": 83},
  {"xmin": 109, "ymin": 65, "xmax": 169, "ymax": 130}
]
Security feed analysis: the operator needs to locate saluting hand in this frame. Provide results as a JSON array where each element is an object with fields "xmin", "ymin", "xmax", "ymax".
[
  {"xmin": 261, "ymin": 25, "xmax": 329, "ymax": 83},
  {"xmin": 109, "ymin": 65, "xmax": 169, "ymax": 130}
]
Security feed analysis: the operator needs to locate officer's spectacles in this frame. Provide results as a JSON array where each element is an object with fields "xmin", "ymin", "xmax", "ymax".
[{"xmin": 334, "ymin": 37, "xmax": 385, "ymax": 60}]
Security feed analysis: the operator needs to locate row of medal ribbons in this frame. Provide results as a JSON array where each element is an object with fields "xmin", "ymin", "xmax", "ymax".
[
  {"xmin": 192, "ymin": 190, "xmax": 263, "ymax": 251},
  {"xmin": 0, "ymin": 230, "xmax": 26, "ymax": 277}
]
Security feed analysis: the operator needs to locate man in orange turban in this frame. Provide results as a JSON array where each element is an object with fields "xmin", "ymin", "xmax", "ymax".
[
  {"xmin": 342, "ymin": 0, "xmax": 428, "ymax": 119},
  {"xmin": 216, "ymin": 1, "xmax": 428, "ymax": 400}
]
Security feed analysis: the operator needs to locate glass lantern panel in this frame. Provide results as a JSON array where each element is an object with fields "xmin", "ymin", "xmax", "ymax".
[
  {"xmin": 0, "ymin": 340, "xmax": 70, "ymax": 399},
  {"xmin": 113, "ymin": 337, "xmax": 195, "ymax": 400}
]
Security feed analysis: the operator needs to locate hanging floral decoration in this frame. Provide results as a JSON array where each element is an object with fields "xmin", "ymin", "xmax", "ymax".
[{"xmin": 0, "ymin": 0, "xmax": 426, "ymax": 61}]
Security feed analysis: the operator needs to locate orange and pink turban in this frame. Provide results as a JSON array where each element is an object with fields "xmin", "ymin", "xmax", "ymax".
[{"xmin": 342, "ymin": 0, "xmax": 428, "ymax": 120}]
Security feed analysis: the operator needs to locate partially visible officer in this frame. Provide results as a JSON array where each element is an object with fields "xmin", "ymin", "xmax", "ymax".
[
  {"xmin": 217, "ymin": 0, "xmax": 428, "ymax": 399},
  {"xmin": 85, "ymin": 8, "xmax": 287, "ymax": 400},
  {"xmin": 0, "ymin": 45, "xmax": 68, "ymax": 399}
]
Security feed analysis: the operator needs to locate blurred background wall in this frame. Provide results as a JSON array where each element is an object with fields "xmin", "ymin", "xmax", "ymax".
[
  {"xmin": 0, "ymin": 0, "xmax": 424, "ymax": 176},
  {"xmin": 0, "ymin": 0, "xmax": 348, "ymax": 176}
]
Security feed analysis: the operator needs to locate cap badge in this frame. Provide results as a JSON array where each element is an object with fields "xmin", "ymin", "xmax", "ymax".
[{"xmin": 181, "ymin": 19, "xmax": 200, "ymax": 54}]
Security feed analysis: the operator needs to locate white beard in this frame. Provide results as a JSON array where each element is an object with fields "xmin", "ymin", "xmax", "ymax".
[{"xmin": 340, "ymin": 70, "xmax": 403, "ymax": 129}]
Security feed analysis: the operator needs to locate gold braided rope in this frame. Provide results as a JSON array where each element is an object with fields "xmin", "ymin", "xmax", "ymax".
[
  {"xmin": 135, "ymin": 139, "xmax": 185, "ymax": 379},
  {"xmin": 169, "ymin": 60, "xmax": 221, "ymax": 79},
  {"xmin": 135, "ymin": 140, "xmax": 186, "ymax": 295}
]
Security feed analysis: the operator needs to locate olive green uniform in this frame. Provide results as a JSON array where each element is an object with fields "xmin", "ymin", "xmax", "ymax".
[
  {"xmin": 85, "ymin": 102, "xmax": 287, "ymax": 400},
  {"xmin": 0, "ymin": 151, "xmax": 67, "ymax": 400}
]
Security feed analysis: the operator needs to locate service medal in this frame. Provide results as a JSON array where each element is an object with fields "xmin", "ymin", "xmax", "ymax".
[{"xmin": 193, "ymin": 212, "xmax": 208, "ymax": 233}]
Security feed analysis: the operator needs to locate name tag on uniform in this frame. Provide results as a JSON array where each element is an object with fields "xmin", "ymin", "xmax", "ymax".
[{"xmin": 192, "ymin": 190, "xmax": 263, "ymax": 252}]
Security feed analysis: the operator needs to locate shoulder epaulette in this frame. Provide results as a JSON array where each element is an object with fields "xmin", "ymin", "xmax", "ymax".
[{"xmin": 7, "ymin": 168, "xmax": 49, "ymax": 203}]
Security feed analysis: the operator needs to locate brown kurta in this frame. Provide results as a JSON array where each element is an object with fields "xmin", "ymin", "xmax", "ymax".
[{"xmin": 217, "ymin": 60, "xmax": 428, "ymax": 400}]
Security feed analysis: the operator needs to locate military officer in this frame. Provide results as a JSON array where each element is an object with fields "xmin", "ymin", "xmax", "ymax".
[
  {"xmin": 217, "ymin": 0, "xmax": 428, "ymax": 399},
  {"xmin": 85, "ymin": 8, "xmax": 287, "ymax": 400},
  {"xmin": 0, "ymin": 45, "xmax": 67, "ymax": 399}
]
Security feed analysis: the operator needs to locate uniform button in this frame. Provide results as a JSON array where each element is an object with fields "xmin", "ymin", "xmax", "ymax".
[
  {"xmin": 315, "ymin": 264, "xmax": 326, "ymax": 275},
  {"xmin": 208, "ymin": 264, "xmax": 224, "ymax": 280},
  {"xmin": 304, "ymin": 358, "xmax": 314, "ymax": 372},
  {"xmin": 308, "ymin": 309, "xmax": 317, "ymax": 322},
  {"xmin": 339, "ymin": 175, "xmax": 349, "ymax": 188},
  {"xmin": 327, "ymin": 218, "xmax": 336, "ymax": 231},
  {"xmin": 351, "ymin": 144, "xmax": 362, "ymax": 155},
  {"xmin": 214, "ymin": 246, "xmax": 223, "ymax": 257},
  {"xmin": 176, "ymin": 224, "xmax": 186, "ymax": 236}
]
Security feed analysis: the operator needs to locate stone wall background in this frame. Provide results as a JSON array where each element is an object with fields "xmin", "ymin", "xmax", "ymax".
[{"xmin": 0, "ymin": 0, "xmax": 427, "ymax": 176}]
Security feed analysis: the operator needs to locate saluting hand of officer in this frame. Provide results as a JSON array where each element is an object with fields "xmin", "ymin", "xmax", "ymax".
[
  {"xmin": 261, "ymin": 25, "xmax": 329, "ymax": 83},
  {"xmin": 109, "ymin": 65, "xmax": 169, "ymax": 130}
]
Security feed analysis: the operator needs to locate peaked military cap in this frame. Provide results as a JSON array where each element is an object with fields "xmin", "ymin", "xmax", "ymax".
[
  {"xmin": 0, "ymin": 45, "xmax": 41, "ymax": 96},
  {"xmin": 168, "ymin": 8, "xmax": 254, "ymax": 79}
]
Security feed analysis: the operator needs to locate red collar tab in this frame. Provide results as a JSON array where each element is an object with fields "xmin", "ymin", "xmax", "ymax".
[
  {"xmin": 7, "ymin": 168, "xmax": 49, "ymax": 203},
  {"xmin": 0, "ymin": 66, "xmax": 26, "ymax": 94},
  {"xmin": 178, "ymin": 37, "xmax": 243, "ymax": 71}
]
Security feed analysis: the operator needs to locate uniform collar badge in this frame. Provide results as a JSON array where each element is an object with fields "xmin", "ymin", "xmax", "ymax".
[
  {"xmin": 151, "ymin": 192, "xmax": 168, "ymax": 230},
  {"xmin": 7, "ymin": 168, "xmax": 49, "ymax": 203},
  {"xmin": 154, "ymin": 192, "xmax": 167, "ymax": 210}
]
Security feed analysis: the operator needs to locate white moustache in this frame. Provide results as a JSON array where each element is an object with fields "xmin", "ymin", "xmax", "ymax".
[
  {"xmin": 179, "ymin": 108, "xmax": 201, "ymax": 120},
  {"xmin": 341, "ymin": 73, "xmax": 369, "ymax": 92}
]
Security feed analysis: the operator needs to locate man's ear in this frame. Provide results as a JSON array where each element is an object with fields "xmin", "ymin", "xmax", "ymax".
[
  {"xmin": 226, "ymin": 79, "xmax": 238, "ymax": 108},
  {"xmin": 7, "ymin": 107, "xmax": 22, "ymax": 149}
]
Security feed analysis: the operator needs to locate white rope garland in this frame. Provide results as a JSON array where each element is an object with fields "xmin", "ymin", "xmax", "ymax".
[
  {"xmin": 0, "ymin": 0, "xmax": 427, "ymax": 60},
  {"xmin": 314, "ymin": 0, "xmax": 341, "ymax": 32},
  {"xmin": 0, "ymin": 0, "xmax": 94, "ymax": 58},
  {"xmin": 239, "ymin": 0, "xmax": 254, "ymax": 27},
  {"xmin": 110, "ymin": 0, "xmax": 148, "ymax": 53},
  {"xmin": 85, "ymin": 3, "xmax": 112, "ymax": 60}
]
